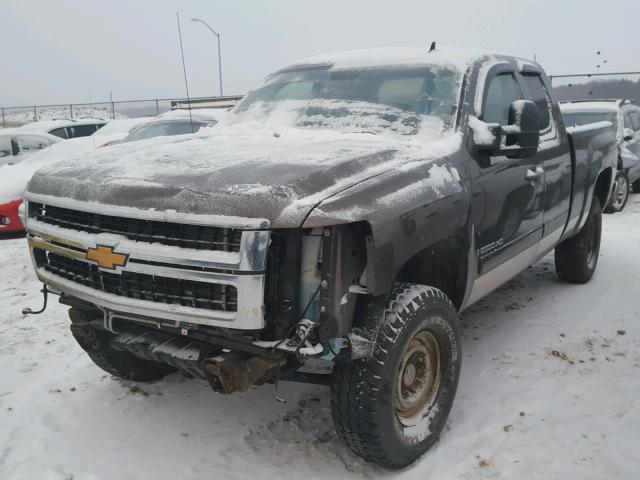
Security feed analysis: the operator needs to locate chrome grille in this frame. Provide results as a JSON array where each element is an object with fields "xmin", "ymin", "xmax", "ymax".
[
  {"xmin": 28, "ymin": 202, "xmax": 243, "ymax": 252},
  {"xmin": 24, "ymin": 195, "xmax": 270, "ymax": 329},
  {"xmin": 34, "ymin": 250, "xmax": 238, "ymax": 312}
]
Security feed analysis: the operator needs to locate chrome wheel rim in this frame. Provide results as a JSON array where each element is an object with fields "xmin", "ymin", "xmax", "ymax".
[{"xmin": 395, "ymin": 330, "xmax": 441, "ymax": 421}]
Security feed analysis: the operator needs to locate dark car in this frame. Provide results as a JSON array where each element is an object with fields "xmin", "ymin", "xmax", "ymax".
[
  {"xmin": 562, "ymin": 99, "xmax": 640, "ymax": 212},
  {"xmin": 22, "ymin": 47, "xmax": 616, "ymax": 469},
  {"xmin": 112, "ymin": 110, "xmax": 222, "ymax": 145}
]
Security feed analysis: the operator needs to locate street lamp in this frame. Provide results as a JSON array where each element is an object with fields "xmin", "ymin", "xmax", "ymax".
[{"xmin": 191, "ymin": 17, "xmax": 223, "ymax": 97}]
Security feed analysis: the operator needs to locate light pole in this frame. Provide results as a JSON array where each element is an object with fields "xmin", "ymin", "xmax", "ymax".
[{"xmin": 191, "ymin": 17, "xmax": 223, "ymax": 97}]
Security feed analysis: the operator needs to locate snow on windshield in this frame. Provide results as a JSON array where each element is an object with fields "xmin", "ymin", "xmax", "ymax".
[{"xmin": 232, "ymin": 65, "xmax": 462, "ymax": 140}]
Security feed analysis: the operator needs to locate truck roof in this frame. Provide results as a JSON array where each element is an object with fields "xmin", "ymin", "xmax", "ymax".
[{"xmin": 281, "ymin": 46, "xmax": 492, "ymax": 73}]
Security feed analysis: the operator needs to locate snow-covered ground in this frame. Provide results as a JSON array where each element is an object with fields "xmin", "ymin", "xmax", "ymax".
[{"xmin": 1, "ymin": 196, "xmax": 639, "ymax": 480}]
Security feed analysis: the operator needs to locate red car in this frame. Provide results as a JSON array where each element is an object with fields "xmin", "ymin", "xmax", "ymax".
[{"xmin": 0, "ymin": 198, "xmax": 24, "ymax": 233}]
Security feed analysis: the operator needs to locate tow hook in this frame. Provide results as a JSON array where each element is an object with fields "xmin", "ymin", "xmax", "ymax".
[
  {"xmin": 202, "ymin": 353, "xmax": 286, "ymax": 394},
  {"xmin": 22, "ymin": 283, "xmax": 49, "ymax": 315}
]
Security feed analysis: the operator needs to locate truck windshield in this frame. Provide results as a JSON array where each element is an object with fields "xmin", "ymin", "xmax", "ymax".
[
  {"xmin": 563, "ymin": 111, "xmax": 618, "ymax": 128},
  {"xmin": 234, "ymin": 65, "xmax": 462, "ymax": 138}
]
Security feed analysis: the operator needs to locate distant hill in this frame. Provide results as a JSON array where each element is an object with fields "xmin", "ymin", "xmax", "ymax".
[{"xmin": 554, "ymin": 78, "xmax": 640, "ymax": 104}]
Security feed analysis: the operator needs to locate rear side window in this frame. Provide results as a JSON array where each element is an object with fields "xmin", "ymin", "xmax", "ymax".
[
  {"xmin": 121, "ymin": 120, "xmax": 207, "ymax": 143},
  {"xmin": 482, "ymin": 73, "xmax": 520, "ymax": 125},
  {"xmin": 522, "ymin": 74, "xmax": 552, "ymax": 131},
  {"xmin": 49, "ymin": 127, "xmax": 68, "ymax": 139},
  {"xmin": 70, "ymin": 124, "xmax": 100, "ymax": 138}
]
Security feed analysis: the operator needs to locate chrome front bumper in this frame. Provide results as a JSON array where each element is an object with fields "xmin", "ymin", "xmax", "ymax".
[{"xmin": 24, "ymin": 194, "xmax": 271, "ymax": 330}]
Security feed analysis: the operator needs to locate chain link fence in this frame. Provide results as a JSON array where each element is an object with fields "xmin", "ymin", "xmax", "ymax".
[{"xmin": 1, "ymin": 96, "xmax": 241, "ymax": 128}]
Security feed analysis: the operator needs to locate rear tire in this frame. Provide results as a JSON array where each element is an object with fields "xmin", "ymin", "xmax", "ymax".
[
  {"xmin": 555, "ymin": 196, "xmax": 602, "ymax": 283},
  {"xmin": 69, "ymin": 309, "xmax": 175, "ymax": 382},
  {"xmin": 604, "ymin": 170, "xmax": 629, "ymax": 213},
  {"xmin": 331, "ymin": 283, "xmax": 461, "ymax": 470}
]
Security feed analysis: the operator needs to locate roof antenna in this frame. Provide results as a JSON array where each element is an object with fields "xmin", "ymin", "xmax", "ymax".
[
  {"xmin": 428, "ymin": 41, "xmax": 436, "ymax": 53},
  {"xmin": 176, "ymin": 12, "xmax": 194, "ymax": 133}
]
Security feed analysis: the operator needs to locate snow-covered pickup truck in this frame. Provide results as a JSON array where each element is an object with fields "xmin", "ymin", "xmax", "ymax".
[{"xmin": 22, "ymin": 47, "xmax": 616, "ymax": 469}]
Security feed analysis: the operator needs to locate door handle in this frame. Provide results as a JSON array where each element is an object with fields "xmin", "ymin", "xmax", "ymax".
[{"xmin": 526, "ymin": 167, "xmax": 544, "ymax": 181}]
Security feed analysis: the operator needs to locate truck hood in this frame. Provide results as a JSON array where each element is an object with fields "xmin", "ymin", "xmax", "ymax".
[{"xmin": 26, "ymin": 124, "xmax": 455, "ymax": 228}]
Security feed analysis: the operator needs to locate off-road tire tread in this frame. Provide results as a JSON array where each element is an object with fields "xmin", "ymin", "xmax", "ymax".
[
  {"xmin": 555, "ymin": 197, "xmax": 602, "ymax": 284},
  {"xmin": 331, "ymin": 283, "xmax": 460, "ymax": 469}
]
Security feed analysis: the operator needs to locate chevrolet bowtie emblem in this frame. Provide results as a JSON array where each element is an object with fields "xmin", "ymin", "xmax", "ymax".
[{"xmin": 85, "ymin": 245, "xmax": 129, "ymax": 270}]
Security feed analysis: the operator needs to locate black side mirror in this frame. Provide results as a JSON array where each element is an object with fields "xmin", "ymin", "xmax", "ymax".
[
  {"xmin": 506, "ymin": 100, "xmax": 540, "ymax": 157},
  {"xmin": 10, "ymin": 138, "xmax": 20, "ymax": 156},
  {"xmin": 472, "ymin": 100, "xmax": 541, "ymax": 159}
]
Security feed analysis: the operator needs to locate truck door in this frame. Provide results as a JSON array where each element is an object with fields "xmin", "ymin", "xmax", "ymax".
[
  {"xmin": 521, "ymin": 71, "xmax": 571, "ymax": 250},
  {"xmin": 472, "ymin": 68, "xmax": 545, "ymax": 275}
]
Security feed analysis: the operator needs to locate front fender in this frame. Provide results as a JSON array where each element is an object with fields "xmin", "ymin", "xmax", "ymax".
[{"xmin": 303, "ymin": 159, "xmax": 472, "ymax": 296}]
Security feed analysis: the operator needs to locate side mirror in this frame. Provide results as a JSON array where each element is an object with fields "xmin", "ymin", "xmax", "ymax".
[
  {"xmin": 472, "ymin": 100, "xmax": 541, "ymax": 159},
  {"xmin": 623, "ymin": 128, "xmax": 635, "ymax": 141}
]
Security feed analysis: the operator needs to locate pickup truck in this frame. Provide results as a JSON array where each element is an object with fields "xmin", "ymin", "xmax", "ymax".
[
  {"xmin": 561, "ymin": 99, "xmax": 640, "ymax": 212},
  {"xmin": 22, "ymin": 47, "xmax": 617, "ymax": 469}
]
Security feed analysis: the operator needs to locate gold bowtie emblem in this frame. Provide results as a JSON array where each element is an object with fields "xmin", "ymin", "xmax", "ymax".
[{"xmin": 85, "ymin": 245, "xmax": 129, "ymax": 270}]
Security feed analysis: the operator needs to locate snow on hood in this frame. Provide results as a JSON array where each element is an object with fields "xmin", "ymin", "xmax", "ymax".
[{"xmin": 27, "ymin": 121, "xmax": 463, "ymax": 228}]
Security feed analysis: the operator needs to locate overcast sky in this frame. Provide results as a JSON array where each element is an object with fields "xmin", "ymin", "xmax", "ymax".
[{"xmin": 1, "ymin": 0, "xmax": 639, "ymax": 106}]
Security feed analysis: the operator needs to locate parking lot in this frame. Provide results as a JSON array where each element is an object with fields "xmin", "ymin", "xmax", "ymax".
[{"xmin": 1, "ymin": 195, "xmax": 638, "ymax": 480}]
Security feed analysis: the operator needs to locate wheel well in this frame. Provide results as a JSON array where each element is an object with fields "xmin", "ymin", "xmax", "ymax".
[
  {"xmin": 395, "ymin": 235, "xmax": 468, "ymax": 310},
  {"xmin": 593, "ymin": 167, "xmax": 613, "ymax": 208}
]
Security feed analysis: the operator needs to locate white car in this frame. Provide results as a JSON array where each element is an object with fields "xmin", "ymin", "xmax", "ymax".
[
  {"xmin": 0, "ymin": 131, "xmax": 61, "ymax": 167},
  {"xmin": 0, "ymin": 118, "xmax": 148, "ymax": 232},
  {"xmin": 18, "ymin": 117, "xmax": 107, "ymax": 139}
]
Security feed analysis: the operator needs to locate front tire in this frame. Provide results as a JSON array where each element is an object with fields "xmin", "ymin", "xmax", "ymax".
[
  {"xmin": 604, "ymin": 170, "xmax": 629, "ymax": 213},
  {"xmin": 331, "ymin": 283, "xmax": 461, "ymax": 470},
  {"xmin": 555, "ymin": 196, "xmax": 602, "ymax": 283},
  {"xmin": 632, "ymin": 179, "xmax": 640, "ymax": 194}
]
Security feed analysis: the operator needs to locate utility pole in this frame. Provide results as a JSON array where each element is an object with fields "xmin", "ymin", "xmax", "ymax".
[{"xmin": 191, "ymin": 17, "xmax": 224, "ymax": 97}]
